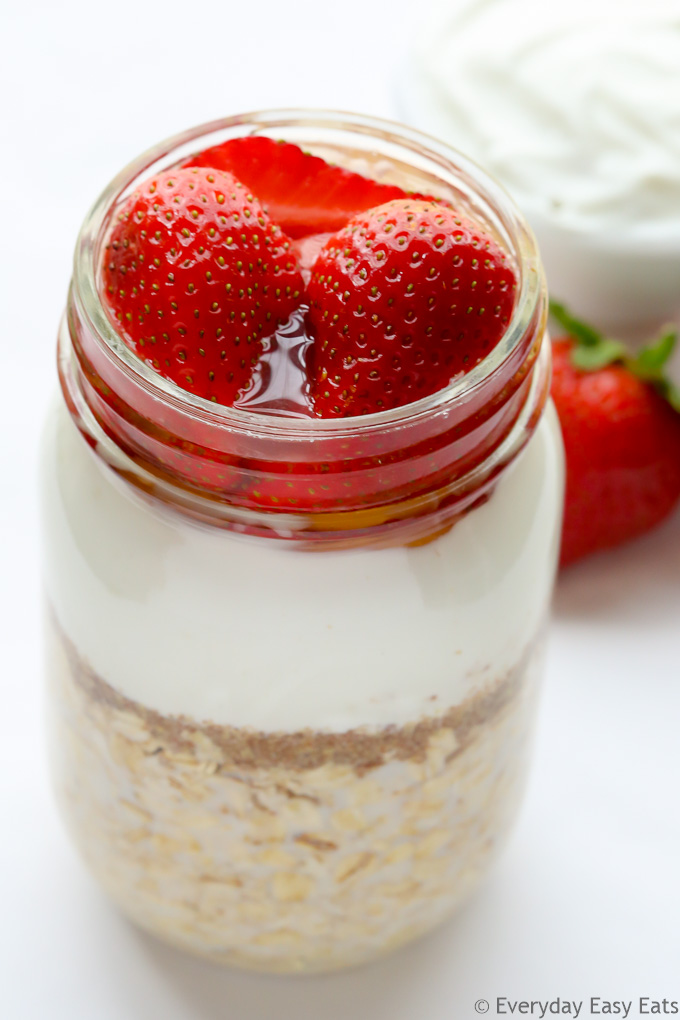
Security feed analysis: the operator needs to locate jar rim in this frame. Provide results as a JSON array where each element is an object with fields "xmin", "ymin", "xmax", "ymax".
[{"xmin": 71, "ymin": 107, "xmax": 545, "ymax": 440}]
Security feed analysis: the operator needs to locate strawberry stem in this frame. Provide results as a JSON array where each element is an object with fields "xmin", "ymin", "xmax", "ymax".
[
  {"xmin": 571, "ymin": 338, "xmax": 628, "ymax": 371},
  {"xmin": 549, "ymin": 300, "xmax": 680, "ymax": 412},
  {"xmin": 549, "ymin": 301, "xmax": 606, "ymax": 349}
]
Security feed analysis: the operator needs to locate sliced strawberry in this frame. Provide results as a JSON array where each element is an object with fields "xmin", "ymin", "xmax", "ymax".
[
  {"xmin": 102, "ymin": 166, "xmax": 304, "ymax": 405},
  {"xmin": 184, "ymin": 136, "xmax": 411, "ymax": 239},
  {"xmin": 306, "ymin": 199, "xmax": 517, "ymax": 417},
  {"xmin": 549, "ymin": 303, "xmax": 680, "ymax": 566}
]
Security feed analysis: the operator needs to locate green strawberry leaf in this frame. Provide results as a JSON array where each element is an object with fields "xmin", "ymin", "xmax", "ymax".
[
  {"xmin": 550, "ymin": 300, "xmax": 603, "ymax": 347},
  {"xmin": 549, "ymin": 299, "xmax": 680, "ymax": 416},
  {"xmin": 570, "ymin": 338, "xmax": 628, "ymax": 371},
  {"xmin": 660, "ymin": 380, "xmax": 680, "ymax": 413},
  {"xmin": 629, "ymin": 327, "xmax": 677, "ymax": 380}
]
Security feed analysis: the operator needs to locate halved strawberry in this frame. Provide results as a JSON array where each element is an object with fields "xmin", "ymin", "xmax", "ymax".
[
  {"xmin": 102, "ymin": 166, "xmax": 304, "ymax": 405},
  {"xmin": 306, "ymin": 199, "xmax": 517, "ymax": 417},
  {"xmin": 183, "ymin": 136, "xmax": 412, "ymax": 239}
]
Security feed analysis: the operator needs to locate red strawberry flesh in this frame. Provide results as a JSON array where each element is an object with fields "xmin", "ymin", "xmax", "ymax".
[
  {"xmin": 551, "ymin": 336, "xmax": 680, "ymax": 566},
  {"xmin": 184, "ymin": 136, "xmax": 412, "ymax": 239},
  {"xmin": 306, "ymin": 199, "xmax": 517, "ymax": 417},
  {"xmin": 102, "ymin": 166, "xmax": 304, "ymax": 405},
  {"xmin": 95, "ymin": 141, "xmax": 523, "ymax": 514}
]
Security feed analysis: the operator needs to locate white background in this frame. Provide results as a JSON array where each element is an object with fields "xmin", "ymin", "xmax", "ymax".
[{"xmin": 2, "ymin": 1, "xmax": 679, "ymax": 1017}]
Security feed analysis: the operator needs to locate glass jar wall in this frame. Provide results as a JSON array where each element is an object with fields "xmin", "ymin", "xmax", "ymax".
[{"xmin": 42, "ymin": 111, "xmax": 564, "ymax": 973}]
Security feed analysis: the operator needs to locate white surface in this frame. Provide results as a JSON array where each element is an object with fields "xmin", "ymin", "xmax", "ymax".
[
  {"xmin": 42, "ymin": 403, "xmax": 561, "ymax": 730},
  {"xmin": 2, "ymin": 0, "xmax": 679, "ymax": 1016}
]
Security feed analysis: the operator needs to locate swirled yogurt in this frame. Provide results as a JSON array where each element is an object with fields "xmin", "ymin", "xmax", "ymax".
[{"xmin": 402, "ymin": 0, "xmax": 680, "ymax": 339}]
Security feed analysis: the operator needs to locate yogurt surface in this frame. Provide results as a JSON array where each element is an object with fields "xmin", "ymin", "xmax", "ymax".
[
  {"xmin": 406, "ymin": 0, "xmax": 680, "ymax": 241},
  {"xmin": 402, "ymin": 0, "xmax": 680, "ymax": 337}
]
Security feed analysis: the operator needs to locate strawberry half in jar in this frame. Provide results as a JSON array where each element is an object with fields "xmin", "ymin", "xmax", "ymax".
[{"xmin": 42, "ymin": 110, "xmax": 563, "ymax": 973}]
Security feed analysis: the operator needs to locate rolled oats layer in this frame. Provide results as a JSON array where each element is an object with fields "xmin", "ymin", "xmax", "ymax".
[{"xmin": 47, "ymin": 615, "xmax": 541, "ymax": 973}]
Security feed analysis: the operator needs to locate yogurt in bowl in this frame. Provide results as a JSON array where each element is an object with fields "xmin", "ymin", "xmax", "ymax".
[{"xmin": 400, "ymin": 0, "xmax": 680, "ymax": 348}]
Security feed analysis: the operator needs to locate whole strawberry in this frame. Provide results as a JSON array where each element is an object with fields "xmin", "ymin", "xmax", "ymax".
[
  {"xmin": 550, "ymin": 303, "xmax": 680, "ymax": 566},
  {"xmin": 306, "ymin": 199, "xmax": 517, "ymax": 417},
  {"xmin": 102, "ymin": 166, "xmax": 303, "ymax": 404}
]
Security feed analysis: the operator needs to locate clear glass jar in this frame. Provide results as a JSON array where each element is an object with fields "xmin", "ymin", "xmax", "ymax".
[{"xmin": 41, "ymin": 110, "xmax": 564, "ymax": 973}]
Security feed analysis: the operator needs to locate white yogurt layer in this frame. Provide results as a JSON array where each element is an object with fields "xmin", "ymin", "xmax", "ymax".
[
  {"xmin": 41, "ymin": 401, "xmax": 563, "ymax": 733},
  {"xmin": 403, "ymin": 0, "xmax": 680, "ymax": 336}
]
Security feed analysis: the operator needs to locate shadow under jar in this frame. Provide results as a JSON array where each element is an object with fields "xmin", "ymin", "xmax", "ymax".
[{"xmin": 41, "ymin": 110, "xmax": 564, "ymax": 974}]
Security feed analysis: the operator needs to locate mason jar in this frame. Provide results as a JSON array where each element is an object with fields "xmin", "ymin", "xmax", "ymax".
[{"xmin": 41, "ymin": 110, "xmax": 564, "ymax": 974}]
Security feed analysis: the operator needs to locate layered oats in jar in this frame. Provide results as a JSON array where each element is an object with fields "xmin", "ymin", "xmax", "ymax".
[{"xmin": 41, "ymin": 111, "xmax": 563, "ymax": 973}]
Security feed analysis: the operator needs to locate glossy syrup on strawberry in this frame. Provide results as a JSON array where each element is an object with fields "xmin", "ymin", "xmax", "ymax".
[{"xmin": 235, "ymin": 309, "xmax": 313, "ymax": 418}]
